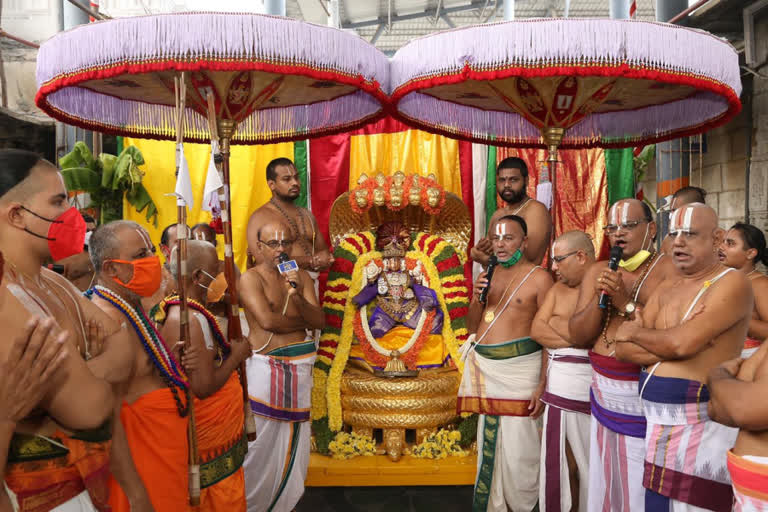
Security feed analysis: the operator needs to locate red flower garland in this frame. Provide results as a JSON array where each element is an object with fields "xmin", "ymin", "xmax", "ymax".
[{"xmin": 353, "ymin": 307, "xmax": 437, "ymax": 370}]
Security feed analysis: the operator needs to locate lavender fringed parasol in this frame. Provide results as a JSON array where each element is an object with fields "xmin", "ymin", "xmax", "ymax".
[
  {"xmin": 390, "ymin": 18, "xmax": 742, "ymax": 151},
  {"xmin": 36, "ymin": 12, "xmax": 389, "ymax": 144}
]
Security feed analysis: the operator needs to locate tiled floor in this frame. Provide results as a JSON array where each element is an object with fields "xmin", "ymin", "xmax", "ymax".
[{"xmin": 296, "ymin": 485, "xmax": 473, "ymax": 512}]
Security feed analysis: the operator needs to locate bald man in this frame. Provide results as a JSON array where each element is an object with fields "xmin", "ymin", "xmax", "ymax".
[
  {"xmin": 568, "ymin": 198, "xmax": 677, "ymax": 512},
  {"xmin": 661, "ymin": 186, "xmax": 707, "ymax": 255},
  {"xmin": 532, "ymin": 231, "xmax": 596, "ymax": 512},
  {"xmin": 158, "ymin": 240, "xmax": 252, "ymax": 511},
  {"xmin": 615, "ymin": 203, "xmax": 752, "ymax": 511},
  {"xmin": 239, "ymin": 219, "xmax": 324, "ymax": 512}
]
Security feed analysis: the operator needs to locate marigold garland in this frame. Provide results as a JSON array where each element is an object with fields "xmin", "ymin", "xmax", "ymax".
[
  {"xmin": 407, "ymin": 429, "xmax": 468, "ymax": 459},
  {"xmin": 353, "ymin": 307, "xmax": 437, "ymax": 370},
  {"xmin": 327, "ymin": 431, "xmax": 377, "ymax": 460}
]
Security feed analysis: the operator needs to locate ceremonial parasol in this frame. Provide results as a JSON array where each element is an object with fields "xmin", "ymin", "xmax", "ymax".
[
  {"xmin": 36, "ymin": 12, "xmax": 389, "ymax": 504},
  {"xmin": 390, "ymin": 19, "xmax": 742, "ymax": 208}
]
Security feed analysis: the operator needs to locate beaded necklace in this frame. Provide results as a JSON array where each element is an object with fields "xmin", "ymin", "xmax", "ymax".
[
  {"xmin": 93, "ymin": 286, "xmax": 189, "ymax": 390},
  {"xmin": 270, "ymin": 197, "xmax": 314, "ymax": 257},
  {"xmin": 155, "ymin": 295, "xmax": 229, "ymax": 357}
]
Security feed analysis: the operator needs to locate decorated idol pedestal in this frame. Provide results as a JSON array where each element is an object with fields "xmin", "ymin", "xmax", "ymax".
[{"xmin": 311, "ymin": 172, "xmax": 473, "ymax": 476}]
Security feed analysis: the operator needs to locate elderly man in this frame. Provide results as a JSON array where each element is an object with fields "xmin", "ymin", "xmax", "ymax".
[
  {"xmin": 89, "ymin": 220, "xmax": 190, "ymax": 512},
  {"xmin": 156, "ymin": 240, "xmax": 252, "ymax": 512},
  {"xmin": 460, "ymin": 214, "xmax": 552, "ymax": 512},
  {"xmin": 471, "ymin": 157, "xmax": 552, "ymax": 266},
  {"xmin": 616, "ymin": 203, "xmax": 752, "ymax": 511},
  {"xmin": 532, "ymin": 231, "xmax": 596, "ymax": 512},
  {"xmin": 0, "ymin": 149, "xmax": 134, "ymax": 512},
  {"xmin": 568, "ymin": 198, "xmax": 676, "ymax": 512},
  {"xmin": 240, "ymin": 219, "xmax": 324, "ymax": 512},
  {"xmin": 661, "ymin": 186, "xmax": 706, "ymax": 255}
]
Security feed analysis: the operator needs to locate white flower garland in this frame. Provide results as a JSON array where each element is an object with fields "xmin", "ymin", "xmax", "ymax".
[{"xmin": 358, "ymin": 307, "xmax": 428, "ymax": 357}]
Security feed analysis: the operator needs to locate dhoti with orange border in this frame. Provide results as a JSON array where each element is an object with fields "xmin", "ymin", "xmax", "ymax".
[
  {"xmin": 728, "ymin": 450, "xmax": 768, "ymax": 511},
  {"xmin": 458, "ymin": 337, "xmax": 543, "ymax": 512}
]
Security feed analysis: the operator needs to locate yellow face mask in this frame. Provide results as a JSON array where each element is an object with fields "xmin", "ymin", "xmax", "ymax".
[{"xmin": 618, "ymin": 250, "xmax": 651, "ymax": 272}]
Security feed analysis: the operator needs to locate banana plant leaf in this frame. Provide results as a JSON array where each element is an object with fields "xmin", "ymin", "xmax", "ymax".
[
  {"xmin": 60, "ymin": 141, "xmax": 95, "ymax": 171},
  {"xmin": 61, "ymin": 167, "xmax": 100, "ymax": 193},
  {"xmin": 125, "ymin": 183, "xmax": 158, "ymax": 227}
]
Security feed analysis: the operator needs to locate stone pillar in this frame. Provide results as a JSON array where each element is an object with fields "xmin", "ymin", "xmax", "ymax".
[{"xmin": 503, "ymin": 0, "xmax": 514, "ymax": 21}]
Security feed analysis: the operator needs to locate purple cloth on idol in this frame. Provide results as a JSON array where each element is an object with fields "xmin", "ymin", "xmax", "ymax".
[{"xmin": 352, "ymin": 283, "xmax": 443, "ymax": 339}]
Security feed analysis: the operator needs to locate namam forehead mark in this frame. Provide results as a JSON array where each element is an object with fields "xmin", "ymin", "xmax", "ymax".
[
  {"xmin": 669, "ymin": 205, "xmax": 696, "ymax": 233},
  {"xmin": 608, "ymin": 201, "xmax": 631, "ymax": 225},
  {"xmin": 495, "ymin": 222, "xmax": 508, "ymax": 236},
  {"xmin": 134, "ymin": 227, "xmax": 154, "ymax": 250}
]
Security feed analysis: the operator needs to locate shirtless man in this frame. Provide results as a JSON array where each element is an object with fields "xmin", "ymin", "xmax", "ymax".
[
  {"xmin": 239, "ymin": 219, "xmax": 324, "ymax": 512},
  {"xmin": 158, "ymin": 240, "xmax": 252, "ymax": 511},
  {"xmin": 246, "ymin": 158, "xmax": 333, "ymax": 272},
  {"xmin": 470, "ymin": 157, "xmax": 552, "ymax": 266},
  {"xmin": 531, "ymin": 231, "xmax": 596, "ymax": 512},
  {"xmin": 56, "ymin": 212, "xmax": 96, "ymax": 291},
  {"xmin": 0, "ymin": 150, "xmax": 137, "ymax": 512},
  {"xmin": 615, "ymin": 203, "xmax": 752, "ymax": 511},
  {"xmin": 708, "ymin": 334, "xmax": 768, "ymax": 509},
  {"xmin": 191, "ymin": 223, "xmax": 226, "ymax": 274},
  {"xmin": 459, "ymin": 214, "xmax": 552, "ymax": 512},
  {"xmin": 89, "ymin": 220, "xmax": 191, "ymax": 511},
  {"xmin": 568, "ymin": 198, "xmax": 676, "ymax": 512},
  {"xmin": 661, "ymin": 186, "xmax": 706, "ymax": 255},
  {"xmin": 719, "ymin": 222, "xmax": 768, "ymax": 357}
]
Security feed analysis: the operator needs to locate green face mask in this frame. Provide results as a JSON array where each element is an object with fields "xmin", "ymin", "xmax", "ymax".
[{"xmin": 499, "ymin": 249, "xmax": 523, "ymax": 268}]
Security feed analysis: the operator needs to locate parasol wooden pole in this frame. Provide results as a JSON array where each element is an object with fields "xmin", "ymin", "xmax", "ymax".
[
  {"xmin": 216, "ymin": 118, "xmax": 258, "ymax": 442},
  {"xmin": 543, "ymin": 127, "xmax": 565, "ymax": 238},
  {"xmin": 175, "ymin": 74, "xmax": 200, "ymax": 508}
]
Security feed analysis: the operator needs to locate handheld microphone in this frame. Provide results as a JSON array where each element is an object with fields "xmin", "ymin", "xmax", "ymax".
[
  {"xmin": 277, "ymin": 252, "xmax": 298, "ymax": 289},
  {"xmin": 598, "ymin": 246, "xmax": 623, "ymax": 309},
  {"xmin": 479, "ymin": 255, "xmax": 498, "ymax": 305}
]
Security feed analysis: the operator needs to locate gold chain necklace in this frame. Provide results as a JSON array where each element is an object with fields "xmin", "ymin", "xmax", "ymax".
[
  {"xmin": 601, "ymin": 252, "xmax": 658, "ymax": 348},
  {"xmin": 483, "ymin": 267, "xmax": 519, "ymax": 323}
]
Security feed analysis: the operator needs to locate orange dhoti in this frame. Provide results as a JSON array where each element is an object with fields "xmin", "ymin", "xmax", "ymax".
[
  {"xmin": 195, "ymin": 371, "xmax": 247, "ymax": 512},
  {"xmin": 5, "ymin": 429, "xmax": 111, "ymax": 512},
  {"xmin": 107, "ymin": 388, "xmax": 189, "ymax": 512}
]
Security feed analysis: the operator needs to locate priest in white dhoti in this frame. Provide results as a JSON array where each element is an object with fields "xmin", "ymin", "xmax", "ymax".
[
  {"xmin": 240, "ymin": 220, "xmax": 324, "ymax": 512},
  {"xmin": 459, "ymin": 214, "xmax": 553, "ymax": 511},
  {"xmin": 531, "ymin": 231, "xmax": 596, "ymax": 512}
]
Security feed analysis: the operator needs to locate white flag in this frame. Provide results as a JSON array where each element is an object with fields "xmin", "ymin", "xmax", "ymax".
[
  {"xmin": 174, "ymin": 143, "xmax": 194, "ymax": 209},
  {"xmin": 202, "ymin": 141, "xmax": 223, "ymax": 212}
]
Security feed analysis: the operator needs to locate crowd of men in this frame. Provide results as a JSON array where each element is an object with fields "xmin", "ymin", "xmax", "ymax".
[{"xmin": 0, "ymin": 147, "xmax": 767, "ymax": 512}]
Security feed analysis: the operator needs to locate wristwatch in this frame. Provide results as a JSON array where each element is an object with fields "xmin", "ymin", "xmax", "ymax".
[{"xmin": 623, "ymin": 301, "xmax": 637, "ymax": 316}]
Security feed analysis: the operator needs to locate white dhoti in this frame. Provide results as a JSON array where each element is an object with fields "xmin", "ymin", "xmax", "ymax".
[
  {"xmin": 540, "ymin": 348, "xmax": 592, "ymax": 512},
  {"xmin": 458, "ymin": 337, "xmax": 543, "ymax": 512},
  {"xmin": 243, "ymin": 341, "xmax": 316, "ymax": 512},
  {"xmin": 587, "ymin": 351, "xmax": 647, "ymax": 512}
]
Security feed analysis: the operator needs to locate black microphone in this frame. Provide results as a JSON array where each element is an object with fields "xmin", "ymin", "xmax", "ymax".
[
  {"xmin": 479, "ymin": 255, "xmax": 498, "ymax": 305},
  {"xmin": 598, "ymin": 246, "xmax": 623, "ymax": 309},
  {"xmin": 277, "ymin": 252, "xmax": 298, "ymax": 289}
]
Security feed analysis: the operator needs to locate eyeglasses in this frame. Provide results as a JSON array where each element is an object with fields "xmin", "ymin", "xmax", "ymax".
[
  {"xmin": 603, "ymin": 219, "xmax": 649, "ymax": 234},
  {"xmin": 552, "ymin": 251, "xmax": 578, "ymax": 263},
  {"xmin": 258, "ymin": 238, "xmax": 294, "ymax": 250}
]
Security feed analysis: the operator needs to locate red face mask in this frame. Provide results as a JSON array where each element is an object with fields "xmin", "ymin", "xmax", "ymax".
[
  {"xmin": 22, "ymin": 206, "xmax": 86, "ymax": 261},
  {"xmin": 108, "ymin": 256, "xmax": 163, "ymax": 297}
]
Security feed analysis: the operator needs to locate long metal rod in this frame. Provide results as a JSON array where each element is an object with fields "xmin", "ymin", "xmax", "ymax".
[
  {"xmin": 65, "ymin": 0, "xmax": 109, "ymax": 20},
  {"xmin": 0, "ymin": 29, "xmax": 40, "ymax": 48},
  {"xmin": 667, "ymin": 0, "xmax": 710, "ymax": 23}
]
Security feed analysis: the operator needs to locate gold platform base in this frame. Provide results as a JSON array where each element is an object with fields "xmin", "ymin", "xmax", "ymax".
[{"xmin": 306, "ymin": 453, "xmax": 477, "ymax": 487}]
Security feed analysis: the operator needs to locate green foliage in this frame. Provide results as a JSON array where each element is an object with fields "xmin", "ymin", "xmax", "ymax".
[
  {"xmin": 457, "ymin": 414, "xmax": 478, "ymax": 447},
  {"xmin": 60, "ymin": 142, "xmax": 158, "ymax": 226},
  {"xmin": 633, "ymin": 144, "xmax": 655, "ymax": 185},
  {"xmin": 312, "ymin": 417, "xmax": 334, "ymax": 455}
]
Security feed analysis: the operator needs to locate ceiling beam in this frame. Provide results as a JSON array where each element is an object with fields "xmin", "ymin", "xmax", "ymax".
[
  {"xmin": 440, "ymin": 13, "xmax": 456, "ymax": 28},
  {"xmin": 342, "ymin": 1, "xmax": 487, "ymax": 29}
]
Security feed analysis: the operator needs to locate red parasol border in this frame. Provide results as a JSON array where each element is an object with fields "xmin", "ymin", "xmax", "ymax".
[
  {"xmin": 35, "ymin": 58, "xmax": 389, "ymax": 145},
  {"xmin": 390, "ymin": 62, "xmax": 742, "ymax": 149}
]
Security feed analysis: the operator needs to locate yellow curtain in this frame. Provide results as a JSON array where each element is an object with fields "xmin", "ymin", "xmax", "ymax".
[
  {"xmin": 348, "ymin": 129, "xmax": 463, "ymax": 196},
  {"xmin": 123, "ymin": 137, "xmax": 293, "ymax": 271}
]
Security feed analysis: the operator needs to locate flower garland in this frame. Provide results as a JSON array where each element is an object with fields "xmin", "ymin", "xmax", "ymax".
[
  {"xmin": 407, "ymin": 429, "xmax": 468, "ymax": 459},
  {"xmin": 327, "ymin": 431, "xmax": 377, "ymax": 460},
  {"xmin": 154, "ymin": 294, "xmax": 230, "ymax": 357},
  {"xmin": 94, "ymin": 286, "xmax": 188, "ymax": 389},
  {"xmin": 353, "ymin": 307, "xmax": 436, "ymax": 370}
]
